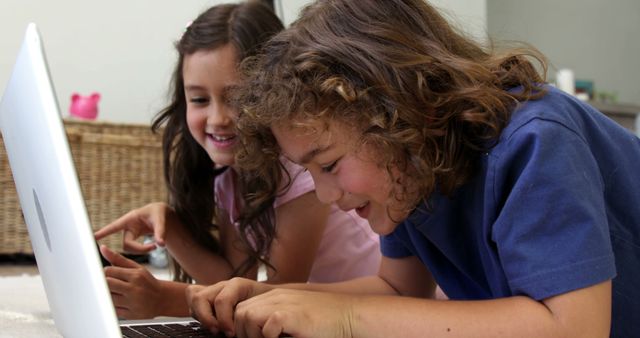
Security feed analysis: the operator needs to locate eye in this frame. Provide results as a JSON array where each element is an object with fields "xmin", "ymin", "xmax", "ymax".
[
  {"xmin": 189, "ymin": 97, "xmax": 209, "ymax": 105},
  {"xmin": 321, "ymin": 159, "xmax": 339, "ymax": 173}
]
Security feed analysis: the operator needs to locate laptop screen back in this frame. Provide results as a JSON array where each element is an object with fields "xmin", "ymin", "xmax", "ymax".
[{"xmin": 0, "ymin": 23, "xmax": 121, "ymax": 338}]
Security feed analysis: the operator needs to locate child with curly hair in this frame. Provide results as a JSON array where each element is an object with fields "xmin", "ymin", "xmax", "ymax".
[{"xmin": 187, "ymin": 0, "xmax": 640, "ymax": 337}]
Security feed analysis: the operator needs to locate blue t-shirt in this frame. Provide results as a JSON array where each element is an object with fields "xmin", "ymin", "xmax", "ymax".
[{"xmin": 381, "ymin": 86, "xmax": 640, "ymax": 337}]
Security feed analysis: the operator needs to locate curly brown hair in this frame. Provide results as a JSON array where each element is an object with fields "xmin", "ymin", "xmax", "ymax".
[
  {"xmin": 151, "ymin": 1, "xmax": 283, "ymax": 282},
  {"xmin": 235, "ymin": 0, "xmax": 547, "ymax": 213}
]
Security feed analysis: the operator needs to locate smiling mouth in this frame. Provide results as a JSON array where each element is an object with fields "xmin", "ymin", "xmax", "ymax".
[
  {"xmin": 207, "ymin": 134, "xmax": 237, "ymax": 149},
  {"xmin": 355, "ymin": 201, "xmax": 370, "ymax": 218},
  {"xmin": 211, "ymin": 134, "xmax": 236, "ymax": 141}
]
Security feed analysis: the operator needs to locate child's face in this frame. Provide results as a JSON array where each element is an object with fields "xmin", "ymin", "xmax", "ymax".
[
  {"xmin": 272, "ymin": 119, "xmax": 410, "ymax": 235},
  {"xmin": 183, "ymin": 44, "xmax": 240, "ymax": 167}
]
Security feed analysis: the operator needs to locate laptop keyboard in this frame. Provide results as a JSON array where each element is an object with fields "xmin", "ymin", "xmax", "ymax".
[{"xmin": 120, "ymin": 321, "xmax": 225, "ymax": 337}]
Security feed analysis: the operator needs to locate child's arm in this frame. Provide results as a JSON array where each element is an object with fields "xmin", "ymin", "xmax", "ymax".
[
  {"xmin": 265, "ymin": 191, "xmax": 331, "ymax": 282},
  {"xmin": 100, "ymin": 243, "xmax": 241, "ymax": 319},
  {"xmin": 180, "ymin": 208, "xmax": 255, "ymax": 283},
  {"xmin": 161, "ymin": 206, "xmax": 235, "ymax": 283},
  {"xmin": 342, "ymin": 281, "xmax": 611, "ymax": 338},
  {"xmin": 95, "ymin": 203, "xmax": 239, "ymax": 319},
  {"xmin": 95, "ymin": 202, "xmax": 236, "ymax": 283},
  {"xmin": 187, "ymin": 256, "xmax": 431, "ymax": 333},
  {"xmin": 184, "ymin": 187, "xmax": 334, "ymax": 284},
  {"xmin": 100, "ymin": 245, "xmax": 192, "ymax": 318},
  {"xmin": 230, "ymin": 281, "xmax": 610, "ymax": 338},
  {"xmin": 189, "ymin": 255, "xmax": 611, "ymax": 337}
]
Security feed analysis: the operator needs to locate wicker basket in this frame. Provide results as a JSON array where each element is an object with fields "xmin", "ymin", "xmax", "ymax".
[{"xmin": 0, "ymin": 119, "xmax": 166, "ymax": 254}]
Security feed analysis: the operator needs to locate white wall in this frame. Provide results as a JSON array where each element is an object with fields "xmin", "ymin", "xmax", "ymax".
[
  {"xmin": 487, "ymin": 0, "xmax": 640, "ymax": 106},
  {"xmin": 0, "ymin": 0, "xmax": 234, "ymax": 124},
  {"xmin": 276, "ymin": 0, "xmax": 487, "ymax": 39},
  {"xmin": 430, "ymin": 0, "xmax": 487, "ymax": 42},
  {"xmin": 0, "ymin": 0, "xmax": 487, "ymax": 124}
]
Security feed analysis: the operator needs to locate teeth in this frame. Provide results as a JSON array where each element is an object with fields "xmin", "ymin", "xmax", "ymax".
[
  {"xmin": 357, "ymin": 202, "xmax": 368, "ymax": 209},
  {"xmin": 212, "ymin": 135, "xmax": 234, "ymax": 141}
]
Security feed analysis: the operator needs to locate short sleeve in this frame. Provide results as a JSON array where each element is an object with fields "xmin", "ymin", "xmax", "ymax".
[
  {"xmin": 273, "ymin": 158, "xmax": 315, "ymax": 208},
  {"xmin": 380, "ymin": 224, "xmax": 415, "ymax": 258},
  {"xmin": 490, "ymin": 118, "xmax": 615, "ymax": 300}
]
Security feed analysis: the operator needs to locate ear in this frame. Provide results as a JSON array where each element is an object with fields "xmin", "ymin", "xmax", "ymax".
[
  {"xmin": 71, "ymin": 93, "xmax": 80, "ymax": 102},
  {"xmin": 90, "ymin": 92, "xmax": 101, "ymax": 101}
]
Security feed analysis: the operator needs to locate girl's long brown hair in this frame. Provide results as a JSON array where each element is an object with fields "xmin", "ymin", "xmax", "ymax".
[
  {"xmin": 151, "ymin": 1, "xmax": 283, "ymax": 282},
  {"xmin": 235, "ymin": 0, "xmax": 547, "ymax": 214}
]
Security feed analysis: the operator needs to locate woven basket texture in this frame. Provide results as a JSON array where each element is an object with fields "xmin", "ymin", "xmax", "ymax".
[{"xmin": 0, "ymin": 119, "xmax": 166, "ymax": 254}]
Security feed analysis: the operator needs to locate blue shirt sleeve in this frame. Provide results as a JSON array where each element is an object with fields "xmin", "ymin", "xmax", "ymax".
[
  {"xmin": 490, "ymin": 117, "xmax": 615, "ymax": 299},
  {"xmin": 381, "ymin": 226, "xmax": 414, "ymax": 258}
]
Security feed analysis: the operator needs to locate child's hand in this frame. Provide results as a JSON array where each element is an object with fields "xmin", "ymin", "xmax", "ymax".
[
  {"xmin": 234, "ymin": 289, "xmax": 355, "ymax": 338},
  {"xmin": 100, "ymin": 245, "xmax": 166, "ymax": 319},
  {"xmin": 186, "ymin": 277, "xmax": 274, "ymax": 336},
  {"xmin": 95, "ymin": 202, "xmax": 173, "ymax": 254}
]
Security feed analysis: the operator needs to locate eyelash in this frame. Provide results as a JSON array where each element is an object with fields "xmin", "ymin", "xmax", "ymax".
[
  {"xmin": 189, "ymin": 97, "xmax": 209, "ymax": 104},
  {"xmin": 321, "ymin": 160, "xmax": 338, "ymax": 173}
]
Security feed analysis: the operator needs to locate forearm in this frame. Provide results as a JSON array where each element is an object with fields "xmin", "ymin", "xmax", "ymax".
[
  {"xmin": 177, "ymin": 249, "xmax": 234, "ymax": 284},
  {"xmin": 347, "ymin": 295, "xmax": 597, "ymax": 338},
  {"xmin": 155, "ymin": 280, "xmax": 193, "ymax": 318},
  {"xmin": 270, "ymin": 276, "xmax": 398, "ymax": 296},
  {"xmin": 164, "ymin": 221, "xmax": 234, "ymax": 283}
]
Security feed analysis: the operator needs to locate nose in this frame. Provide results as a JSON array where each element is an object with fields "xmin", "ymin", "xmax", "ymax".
[
  {"xmin": 310, "ymin": 171, "xmax": 343, "ymax": 205},
  {"xmin": 206, "ymin": 101, "xmax": 234, "ymax": 127}
]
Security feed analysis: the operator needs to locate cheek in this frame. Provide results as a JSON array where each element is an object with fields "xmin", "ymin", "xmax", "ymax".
[
  {"xmin": 185, "ymin": 110, "xmax": 203, "ymax": 138},
  {"xmin": 340, "ymin": 161, "xmax": 391, "ymax": 199}
]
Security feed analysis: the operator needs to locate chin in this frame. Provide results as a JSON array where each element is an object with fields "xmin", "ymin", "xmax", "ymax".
[
  {"xmin": 210, "ymin": 154, "xmax": 235, "ymax": 167},
  {"xmin": 370, "ymin": 220, "xmax": 399, "ymax": 236}
]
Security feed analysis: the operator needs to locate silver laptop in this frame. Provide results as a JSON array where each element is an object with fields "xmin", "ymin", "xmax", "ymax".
[{"xmin": 0, "ymin": 24, "xmax": 215, "ymax": 338}]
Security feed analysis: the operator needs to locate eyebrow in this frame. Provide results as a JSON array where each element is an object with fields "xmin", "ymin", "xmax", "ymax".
[
  {"xmin": 183, "ymin": 84, "xmax": 206, "ymax": 91},
  {"xmin": 184, "ymin": 84, "xmax": 238, "ymax": 92},
  {"xmin": 299, "ymin": 143, "xmax": 334, "ymax": 165}
]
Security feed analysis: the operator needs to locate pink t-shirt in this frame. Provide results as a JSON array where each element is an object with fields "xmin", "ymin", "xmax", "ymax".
[{"xmin": 214, "ymin": 161, "xmax": 380, "ymax": 283}]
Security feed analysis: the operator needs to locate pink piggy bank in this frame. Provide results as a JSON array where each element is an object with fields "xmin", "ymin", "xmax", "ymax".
[{"xmin": 69, "ymin": 92, "xmax": 100, "ymax": 120}]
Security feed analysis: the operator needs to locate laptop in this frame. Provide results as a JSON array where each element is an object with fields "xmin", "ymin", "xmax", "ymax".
[{"xmin": 0, "ymin": 23, "xmax": 221, "ymax": 338}]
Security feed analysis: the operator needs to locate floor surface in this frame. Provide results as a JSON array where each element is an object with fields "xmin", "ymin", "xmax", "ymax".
[{"xmin": 0, "ymin": 258, "xmax": 170, "ymax": 337}]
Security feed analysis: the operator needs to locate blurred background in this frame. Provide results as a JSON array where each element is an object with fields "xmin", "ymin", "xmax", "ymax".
[{"xmin": 0, "ymin": 0, "xmax": 638, "ymax": 124}]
